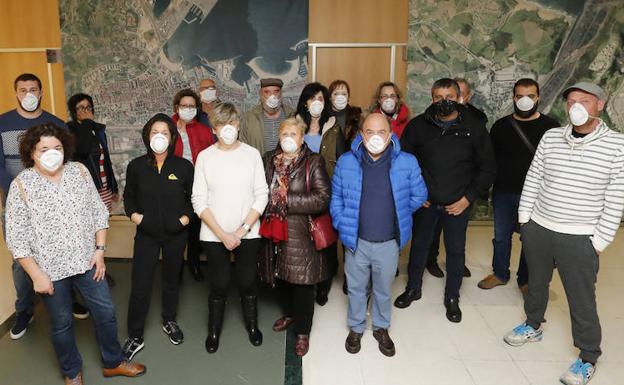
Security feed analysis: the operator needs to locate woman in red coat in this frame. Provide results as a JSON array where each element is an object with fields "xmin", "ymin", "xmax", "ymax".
[{"xmin": 369, "ymin": 81, "xmax": 410, "ymax": 138}]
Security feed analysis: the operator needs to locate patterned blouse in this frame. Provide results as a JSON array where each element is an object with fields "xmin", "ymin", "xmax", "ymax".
[{"xmin": 5, "ymin": 162, "xmax": 109, "ymax": 281}]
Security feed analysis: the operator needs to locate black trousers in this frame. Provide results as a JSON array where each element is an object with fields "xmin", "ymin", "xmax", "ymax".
[
  {"xmin": 186, "ymin": 214, "xmax": 202, "ymax": 267},
  {"xmin": 202, "ymin": 239, "xmax": 261, "ymax": 300},
  {"xmin": 317, "ymin": 242, "xmax": 338, "ymax": 293},
  {"xmin": 277, "ymin": 279, "xmax": 315, "ymax": 335},
  {"xmin": 127, "ymin": 230, "xmax": 187, "ymax": 338}
]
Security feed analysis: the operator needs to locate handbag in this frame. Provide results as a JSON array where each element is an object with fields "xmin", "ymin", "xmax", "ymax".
[{"xmin": 305, "ymin": 158, "xmax": 337, "ymax": 250}]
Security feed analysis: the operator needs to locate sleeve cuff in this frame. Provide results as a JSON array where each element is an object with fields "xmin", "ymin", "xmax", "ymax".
[
  {"xmin": 194, "ymin": 204, "xmax": 208, "ymax": 217},
  {"xmin": 518, "ymin": 212, "xmax": 531, "ymax": 224},
  {"xmin": 591, "ymin": 235, "xmax": 609, "ymax": 253}
]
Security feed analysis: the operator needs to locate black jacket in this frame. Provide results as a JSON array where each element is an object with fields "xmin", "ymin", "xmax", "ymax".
[
  {"xmin": 400, "ymin": 104, "xmax": 496, "ymax": 204},
  {"xmin": 68, "ymin": 119, "xmax": 118, "ymax": 194},
  {"xmin": 124, "ymin": 154, "xmax": 194, "ymax": 238}
]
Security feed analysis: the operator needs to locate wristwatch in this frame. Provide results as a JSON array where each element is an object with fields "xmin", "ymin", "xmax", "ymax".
[
  {"xmin": 95, "ymin": 245, "xmax": 107, "ymax": 251},
  {"xmin": 241, "ymin": 223, "xmax": 251, "ymax": 232}
]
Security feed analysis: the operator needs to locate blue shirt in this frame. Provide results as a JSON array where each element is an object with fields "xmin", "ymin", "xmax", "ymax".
[
  {"xmin": 358, "ymin": 147, "xmax": 397, "ymax": 242},
  {"xmin": 0, "ymin": 109, "xmax": 67, "ymax": 192},
  {"xmin": 304, "ymin": 133, "xmax": 322, "ymax": 153}
]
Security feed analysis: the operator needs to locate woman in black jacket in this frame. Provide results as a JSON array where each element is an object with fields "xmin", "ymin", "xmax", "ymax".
[{"xmin": 121, "ymin": 113, "xmax": 195, "ymax": 361}]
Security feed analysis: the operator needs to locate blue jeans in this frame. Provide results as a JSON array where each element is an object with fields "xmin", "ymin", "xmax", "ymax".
[
  {"xmin": 406, "ymin": 204, "xmax": 470, "ymax": 300},
  {"xmin": 492, "ymin": 190, "xmax": 528, "ymax": 284},
  {"xmin": 41, "ymin": 267, "xmax": 123, "ymax": 378},
  {"xmin": 345, "ymin": 238, "xmax": 399, "ymax": 333},
  {"xmin": 12, "ymin": 261, "xmax": 35, "ymax": 315}
]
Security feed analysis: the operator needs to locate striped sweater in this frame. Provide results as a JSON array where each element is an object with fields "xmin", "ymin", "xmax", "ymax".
[{"xmin": 518, "ymin": 121, "xmax": 624, "ymax": 252}]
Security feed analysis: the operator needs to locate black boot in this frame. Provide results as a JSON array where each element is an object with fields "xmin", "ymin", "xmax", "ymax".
[
  {"xmin": 206, "ymin": 298, "xmax": 226, "ymax": 353},
  {"xmin": 241, "ymin": 295, "xmax": 263, "ymax": 347},
  {"xmin": 315, "ymin": 279, "xmax": 330, "ymax": 306}
]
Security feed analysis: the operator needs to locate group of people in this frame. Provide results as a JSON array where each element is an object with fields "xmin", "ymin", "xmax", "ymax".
[{"xmin": 1, "ymin": 71, "xmax": 621, "ymax": 385}]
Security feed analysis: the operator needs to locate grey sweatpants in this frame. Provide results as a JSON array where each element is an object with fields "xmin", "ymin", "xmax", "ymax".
[{"xmin": 521, "ymin": 220, "xmax": 602, "ymax": 363}]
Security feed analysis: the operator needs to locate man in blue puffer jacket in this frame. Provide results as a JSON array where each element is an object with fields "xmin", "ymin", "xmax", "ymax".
[{"xmin": 330, "ymin": 113, "xmax": 427, "ymax": 357}]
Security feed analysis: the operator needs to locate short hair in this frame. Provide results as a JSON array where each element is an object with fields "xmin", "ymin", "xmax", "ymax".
[
  {"xmin": 328, "ymin": 80, "xmax": 350, "ymax": 97},
  {"xmin": 14, "ymin": 73, "xmax": 42, "ymax": 91},
  {"xmin": 431, "ymin": 78, "xmax": 460, "ymax": 96},
  {"xmin": 279, "ymin": 116, "xmax": 307, "ymax": 136},
  {"xmin": 513, "ymin": 78, "xmax": 540, "ymax": 96},
  {"xmin": 208, "ymin": 102, "xmax": 240, "ymax": 127},
  {"xmin": 296, "ymin": 82, "xmax": 332, "ymax": 131},
  {"xmin": 19, "ymin": 123, "xmax": 75, "ymax": 168},
  {"xmin": 454, "ymin": 77, "xmax": 471, "ymax": 93},
  {"xmin": 173, "ymin": 88, "xmax": 201, "ymax": 112},
  {"xmin": 67, "ymin": 93, "xmax": 94, "ymax": 122},
  {"xmin": 369, "ymin": 81, "xmax": 402, "ymax": 112}
]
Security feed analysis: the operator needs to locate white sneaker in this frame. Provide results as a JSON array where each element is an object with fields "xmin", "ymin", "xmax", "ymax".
[
  {"xmin": 503, "ymin": 323, "xmax": 543, "ymax": 346},
  {"xmin": 559, "ymin": 358, "xmax": 595, "ymax": 385}
]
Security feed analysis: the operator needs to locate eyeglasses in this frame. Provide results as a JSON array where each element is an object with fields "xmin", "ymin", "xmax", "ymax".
[
  {"xmin": 76, "ymin": 105, "xmax": 93, "ymax": 112},
  {"xmin": 380, "ymin": 94, "xmax": 398, "ymax": 100}
]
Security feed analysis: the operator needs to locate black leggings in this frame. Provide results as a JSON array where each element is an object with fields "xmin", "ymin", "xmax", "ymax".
[
  {"xmin": 186, "ymin": 214, "xmax": 202, "ymax": 267},
  {"xmin": 202, "ymin": 239, "xmax": 261, "ymax": 300},
  {"xmin": 277, "ymin": 279, "xmax": 315, "ymax": 335}
]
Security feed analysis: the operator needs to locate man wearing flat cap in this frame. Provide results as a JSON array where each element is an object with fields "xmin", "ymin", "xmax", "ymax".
[
  {"xmin": 504, "ymin": 82, "xmax": 624, "ymax": 385},
  {"xmin": 240, "ymin": 78, "xmax": 294, "ymax": 155}
]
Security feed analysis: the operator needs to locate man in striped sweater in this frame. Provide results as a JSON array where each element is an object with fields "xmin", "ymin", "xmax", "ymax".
[{"xmin": 504, "ymin": 82, "xmax": 624, "ymax": 385}]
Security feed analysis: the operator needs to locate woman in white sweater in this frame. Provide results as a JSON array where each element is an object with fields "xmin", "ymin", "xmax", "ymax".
[{"xmin": 192, "ymin": 102, "xmax": 269, "ymax": 354}]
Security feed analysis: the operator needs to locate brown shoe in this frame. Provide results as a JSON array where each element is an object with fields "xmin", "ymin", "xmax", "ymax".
[
  {"xmin": 345, "ymin": 330, "xmax": 363, "ymax": 354},
  {"xmin": 64, "ymin": 372, "xmax": 83, "ymax": 385},
  {"xmin": 477, "ymin": 274, "xmax": 508, "ymax": 290},
  {"xmin": 372, "ymin": 328, "xmax": 395, "ymax": 357},
  {"xmin": 295, "ymin": 334, "xmax": 309, "ymax": 356},
  {"xmin": 103, "ymin": 361, "xmax": 146, "ymax": 378},
  {"xmin": 519, "ymin": 283, "xmax": 529, "ymax": 295},
  {"xmin": 272, "ymin": 316, "xmax": 294, "ymax": 332}
]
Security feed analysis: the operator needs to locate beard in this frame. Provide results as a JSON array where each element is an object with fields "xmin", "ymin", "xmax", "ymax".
[{"xmin": 513, "ymin": 101, "xmax": 539, "ymax": 119}]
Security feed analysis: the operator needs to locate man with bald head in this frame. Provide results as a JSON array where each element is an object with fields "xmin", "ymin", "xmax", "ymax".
[
  {"xmin": 331, "ymin": 113, "xmax": 427, "ymax": 357},
  {"xmin": 197, "ymin": 78, "xmax": 219, "ymax": 137}
]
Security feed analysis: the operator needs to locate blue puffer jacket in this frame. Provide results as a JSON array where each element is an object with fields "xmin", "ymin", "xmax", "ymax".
[{"xmin": 330, "ymin": 134, "xmax": 428, "ymax": 251}]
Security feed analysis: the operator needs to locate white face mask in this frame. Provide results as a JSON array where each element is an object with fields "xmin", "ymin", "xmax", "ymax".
[
  {"xmin": 219, "ymin": 124, "xmax": 238, "ymax": 145},
  {"xmin": 265, "ymin": 95, "xmax": 280, "ymax": 110},
  {"xmin": 150, "ymin": 133, "xmax": 169, "ymax": 154},
  {"xmin": 178, "ymin": 107, "xmax": 197, "ymax": 122},
  {"xmin": 333, "ymin": 94, "xmax": 348, "ymax": 111},
  {"xmin": 309, "ymin": 100, "xmax": 324, "ymax": 118},
  {"xmin": 21, "ymin": 92, "xmax": 40, "ymax": 112},
  {"xmin": 515, "ymin": 96, "xmax": 535, "ymax": 112},
  {"xmin": 39, "ymin": 149, "xmax": 63, "ymax": 172},
  {"xmin": 280, "ymin": 137, "xmax": 299, "ymax": 154},
  {"xmin": 200, "ymin": 88, "xmax": 217, "ymax": 103},
  {"xmin": 568, "ymin": 103, "xmax": 591, "ymax": 126},
  {"xmin": 364, "ymin": 134, "xmax": 389, "ymax": 155},
  {"xmin": 381, "ymin": 98, "xmax": 396, "ymax": 114}
]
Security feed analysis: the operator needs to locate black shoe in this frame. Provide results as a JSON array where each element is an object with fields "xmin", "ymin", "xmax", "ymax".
[
  {"xmin": 189, "ymin": 265, "xmax": 205, "ymax": 282},
  {"xmin": 72, "ymin": 302, "xmax": 90, "ymax": 320},
  {"xmin": 121, "ymin": 337, "xmax": 144, "ymax": 361},
  {"xmin": 395, "ymin": 268, "xmax": 399, "ymax": 277},
  {"xmin": 241, "ymin": 295, "xmax": 263, "ymax": 347},
  {"xmin": 206, "ymin": 298, "xmax": 226, "ymax": 353},
  {"xmin": 345, "ymin": 330, "xmax": 363, "ymax": 354},
  {"xmin": 10, "ymin": 312, "xmax": 33, "ymax": 340},
  {"xmin": 393, "ymin": 288, "xmax": 421, "ymax": 309},
  {"xmin": 444, "ymin": 298, "xmax": 462, "ymax": 323},
  {"xmin": 372, "ymin": 328, "xmax": 396, "ymax": 357},
  {"xmin": 162, "ymin": 320, "xmax": 184, "ymax": 345},
  {"xmin": 342, "ymin": 274, "xmax": 348, "ymax": 295},
  {"xmin": 315, "ymin": 290, "xmax": 328, "ymax": 306},
  {"xmin": 105, "ymin": 272, "xmax": 116, "ymax": 287},
  {"xmin": 426, "ymin": 262, "xmax": 444, "ymax": 278},
  {"xmin": 463, "ymin": 265, "xmax": 471, "ymax": 278}
]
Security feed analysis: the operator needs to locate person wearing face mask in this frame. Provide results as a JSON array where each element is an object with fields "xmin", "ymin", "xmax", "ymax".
[
  {"xmin": 0, "ymin": 73, "xmax": 88, "ymax": 340},
  {"xmin": 329, "ymin": 80, "xmax": 363, "ymax": 148},
  {"xmin": 192, "ymin": 102, "xmax": 269, "ymax": 354},
  {"xmin": 240, "ymin": 78, "xmax": 295, "ymax": 155},
  {"xmin": 197, "ymin": 78, "xmax": 219, "ymax": 140},
  {"xmin": 331, "ymin": 113, "xmax": 427, "ymax": 357},
  {"xmin": 295, "ymin": 82, "xmax": 346, "ymax": 306},
  {"xmin": 477, "ymin": 79, "xmax": 559, "ymax": 293},
  {"xmin": 504, "ymin": 82, "xmax": 624, "ymax": 385},
  {"xmin": 122, "ymin": 114, "xmax": 195, "ymax": 360},
  {"xmin": 369, "ymin": 81, "xmax": 410, "ymax": 138},
  {"xmin": 426, "ymin": 78, "xmax": 488, "ymax": 280},
  {"xmin": 397, "ymin": 78, "xmax": 496, "ymax": 323},
  {"xmin": 5, "ymin": 123, "xmax": 146, "ymax": 384},
  {"xmin": 259, "ymin": 117, "xmax": 331, "ymax": 356},
  {"xmin": 171, "ymin": 89, "xmax": 215, "ymax": 282}
]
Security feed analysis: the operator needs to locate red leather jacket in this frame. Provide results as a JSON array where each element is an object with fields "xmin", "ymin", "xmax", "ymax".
[{"xmin": 172, "ymin": 114, "xmax": 214, "ymax": 164}]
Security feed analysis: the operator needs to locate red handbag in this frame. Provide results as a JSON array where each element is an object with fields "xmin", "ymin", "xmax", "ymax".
[{"xmin": 305, "ymin": 159, "xmax": 337, "ymax": 250}]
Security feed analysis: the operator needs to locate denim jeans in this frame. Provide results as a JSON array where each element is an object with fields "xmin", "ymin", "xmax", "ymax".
[
  {"xmin": 492, "ymin": 190, "xmax": 528, "ymax": 284},
  {"xmin": 406, "ymin": 204, "xmax": 470, "ymax": 300},
  {"xmin": 41, "ymin": 267, "xmax": 123, "ymax": 378},
  {"xmin": 12, "ymin": 260, "xmax": 35, "ymax": 316},
  {"xmin": 345, "ymin": 238, "xmax": 399, "ymax": 333}
]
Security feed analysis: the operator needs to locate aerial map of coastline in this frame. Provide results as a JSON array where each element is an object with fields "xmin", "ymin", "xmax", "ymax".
[{"xmin": 60, "ymin": 0, "xmax": 308, "ymax": 212}]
